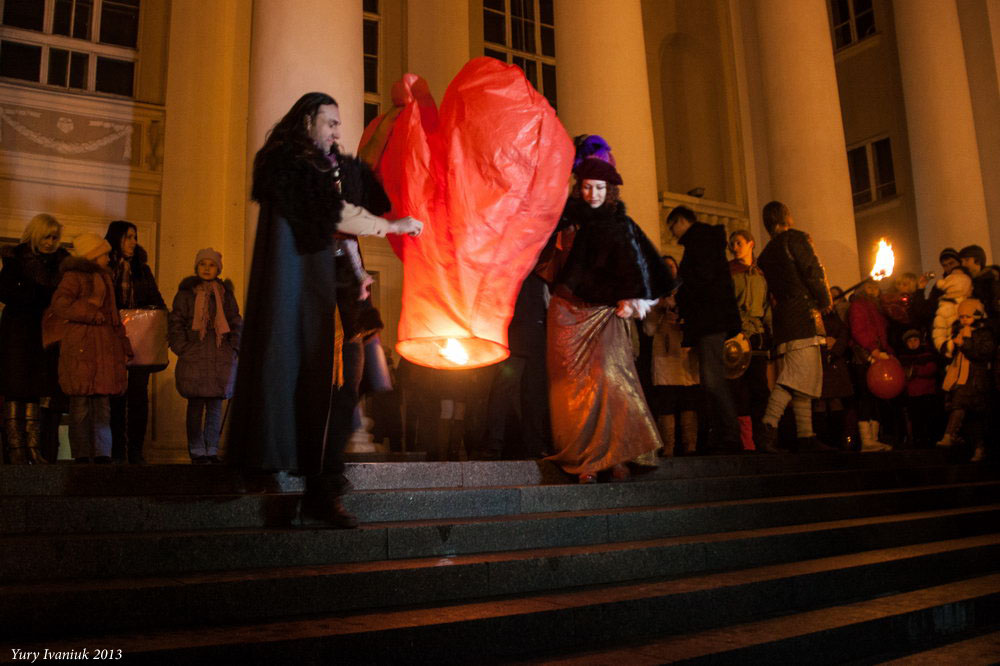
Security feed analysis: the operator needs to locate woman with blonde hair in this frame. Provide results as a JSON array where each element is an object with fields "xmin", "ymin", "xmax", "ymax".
[{"xmin": 0, "ymin": 214, "xmax": 70, "ymax": 463}]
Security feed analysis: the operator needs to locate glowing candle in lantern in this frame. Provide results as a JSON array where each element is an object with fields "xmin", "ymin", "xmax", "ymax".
[{"xmin": 358, "ymin": 58, "xmax": 573, "ymax": 369}]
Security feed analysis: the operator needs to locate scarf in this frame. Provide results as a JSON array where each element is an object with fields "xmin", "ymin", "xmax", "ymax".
[{"xmin": 192, "ymin": 280, "xmax": 230, "ymax": 347}]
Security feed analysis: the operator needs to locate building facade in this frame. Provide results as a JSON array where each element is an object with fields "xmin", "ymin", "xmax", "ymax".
[{"xmin": 1, "ymin": 0, "xmax": 998, "ymax": 460}]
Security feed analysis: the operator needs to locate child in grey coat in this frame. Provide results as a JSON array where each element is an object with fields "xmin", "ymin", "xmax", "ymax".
[{"xmin": 168, "ymin": 248, "xmax": 242, "ymax": 463}]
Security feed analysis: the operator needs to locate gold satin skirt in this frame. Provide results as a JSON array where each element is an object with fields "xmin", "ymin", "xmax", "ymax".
[{"xmin": 545, "ymin": 292, "xmax": 661, "ymax": 476}]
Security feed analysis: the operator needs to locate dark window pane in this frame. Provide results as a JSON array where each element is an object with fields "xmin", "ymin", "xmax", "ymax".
[
  {"xmin": 48, "ymin": 48, "xmax": 69, "ymax": 86},
  {"xmin": 73, "ymin": 0, "xmax": 92, "ymax": 40},
  {"xmin": 2, "ymin": 0, "xmax": 44, "ymax": 31},
  {"xmin": 847, "ymin": 146, "xmax": 871, "ymax": 206},
  {"xmin": 363, "ymin": 19, "xmax": 378, "ymax": 56},
  {"xmin": 53, "ymin": 0, "xmax": 73, "ymax": 35},
  {"xmin": 513, "ymin": 56, "xmax": 537, "ymax": 88},
  {"xmin": 540, "ymin": 0, "xmax": 553, "ymax": 26},
  {"xmin": 69, "ymin": 51, "xmax": 87, "ymax": 88},
  {"xmin": 511, "ymin": 0, "xmax": 532, "ymax": 20},
  {"xmin": 95, "ymin": 56, "xmax": 133, "ymax": 95},
  {"xmin": 484, "ymin": 0, "xmax": 504, "ymax": 10},
  {"xmin": 834, "ymin": 23, "xmax": 852, "ymax": 49},
  {"xmin": 484, "ymin": 48, "xmax": 507, "ymax": 62},
  {"xmin": 853, "ymin": 0, "xmax": 873, "ymax": 14},
  {"xmin": 542, "ymin": 62, "xmax": 556, "ymax": 110},
  {"xmin": 829, "ymin": 0, "xmax": 849, "ymax": 27},
  {"xmin": 364, "ymin": 55, "xmax": 378, "ymax": 94},
  {"xmin": 512, "ymin": 17, "xmax": 534, "ymax": 52},
  {"xmin": 100, "ymin": 0, "xmax": 138, "ymax": 47},
  {"xmin": 363, "ymin": 0, "xmax": 379, "ymax": 14},
  {"xmin": 364, "ymin": 102, "xmax": 379, "ymax": 127},
  {"xmin": 0, "ymin": 40, "xmax": 41, "ymax": 81},
  {"xmin": 873, "ymin": 138, "xmax": 895, "ymax": 198},
  {"xmin": 855, "ymin": 10, "xmax": 875, "ymax": 39},
  {"xmin": 541, "ymin": 25, "xmax": 554, "ymax": 57},
  {"xmin": 484, "ymin": 9, "xmax": 505, "ymax": 45}
]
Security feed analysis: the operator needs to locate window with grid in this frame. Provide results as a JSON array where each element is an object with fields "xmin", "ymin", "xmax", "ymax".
[
  {"xmin": 363, "ymin": 0, "xmax": 380, "ymax": 128},
  {"xmin": 828, "ymin": 0, "xmax": 875, "ymax": 50},
  {"xmin": 847, "ymin": 137, "xmax": 895, "ymax": 207},
  {"xmin": 483, "ymin": 0, "xmax": 556, "ymax": 110},
  {"xmin": 0, "ymin": 0, "xmax": 140, "ymax": 97}
]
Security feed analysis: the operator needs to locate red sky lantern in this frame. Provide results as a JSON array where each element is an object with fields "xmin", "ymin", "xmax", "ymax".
[{"xmin": 359, "ymin": 57, "xmax": 573, "ymax": 369}]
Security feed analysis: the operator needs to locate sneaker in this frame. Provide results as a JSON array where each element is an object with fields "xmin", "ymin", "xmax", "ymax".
[
  {"xmin": 191, "ymin": 456, "xmax": 210, "ymax": 465},
  {"xmin": 971, "ymin": 447, "xmax": 986, "ymax": 463},
  {"xmin": 935, "ymin": 434, "xmax": 956, "ymax": 448}
]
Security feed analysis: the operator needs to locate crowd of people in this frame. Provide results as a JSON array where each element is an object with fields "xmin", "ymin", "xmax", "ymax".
[{"xmin": 1, "ymin": 93, "xmax": 996, "ymax": 528}]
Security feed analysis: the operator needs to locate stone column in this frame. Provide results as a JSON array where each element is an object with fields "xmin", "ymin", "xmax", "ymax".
[
  {"xmin": 245, "ymin": 0, "xmax": 364, "ymax": 269},
  {"xmin": 407, "ymin": 0, "xmax": 470, "ymax": 103},
  {"xmin": 895, "ymin": 0, "xmax": 992, "ymax": 269},
  {"xmin": 755, "ymin": 0, "xmax": 860, "ymax": 287},
  {"xmin": 553, "ymin": 0, "xmax": 661, "ymax": 242}
]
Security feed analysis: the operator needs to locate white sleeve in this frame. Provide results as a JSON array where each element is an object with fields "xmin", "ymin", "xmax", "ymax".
[{"xmin": 336, "ymin": 202, "xmax": 392, "ymax": 237}]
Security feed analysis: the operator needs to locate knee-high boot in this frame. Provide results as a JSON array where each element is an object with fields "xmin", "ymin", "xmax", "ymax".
[
  {"xmin": 657, "ymin": 414, "xmax": 676, "ymax": 456},
  {"xmin": 4, "ymin": 401, "xmax": 28, "ymax": 464},
  {"xmin": 23, "ymin": 402, "xmax": 48, "ymax": 464}
]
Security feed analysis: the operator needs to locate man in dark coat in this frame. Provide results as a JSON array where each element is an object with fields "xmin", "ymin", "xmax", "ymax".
[
  {"xmin": 756, "ymin": 201, "xmax": 832, "ymax": 452},
  {"xmin": 668, "ymin": 205, "xmax": 742, "ymax": 453},
  {"xmin": 229, "ymin": 92, "xmax": 421, "ymax": 528}
]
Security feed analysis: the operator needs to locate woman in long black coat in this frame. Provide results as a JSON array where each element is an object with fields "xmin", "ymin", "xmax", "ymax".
[
  {"xmin": 0, "ymin": 214, "xmax": 70, "ymax": 463},
  {"xmin": 229, "ymin": 92, "xmax": 421, "ymax": 527}
]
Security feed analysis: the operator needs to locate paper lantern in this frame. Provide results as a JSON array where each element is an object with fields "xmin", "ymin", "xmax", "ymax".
[
  {"xmin": 867, "ymin": 357, "xmax": 905, "ymax": 400},
  {"xmin": 358, "ymin": 57, "xmax": 573, "ymax": 369}
]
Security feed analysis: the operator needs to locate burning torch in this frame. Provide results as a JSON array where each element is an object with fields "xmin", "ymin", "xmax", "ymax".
[{"xmin": 839, "ymin": 238, "xmax": 896, "ymax": 297}]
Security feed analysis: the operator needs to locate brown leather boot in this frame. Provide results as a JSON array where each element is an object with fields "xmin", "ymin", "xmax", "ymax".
[
  {"xmin": 4, "ymin": 401, "xmax": 29, "ymax": 464},
  {"xmin": 23, "ymin": 403, "xmax": 48, "ymax": 465},
  {"xmin": 301, "ymin": 474, "xmax": 359, "ymax": 529}
]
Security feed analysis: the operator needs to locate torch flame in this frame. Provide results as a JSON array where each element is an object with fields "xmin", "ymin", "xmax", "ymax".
[
  {"xmin": 439, "ymin": 338, "xmax": 470, "ymax": 366},
  {"xmin": 870, "ymin": 238, "xmax": 894, "ymax": 281}
]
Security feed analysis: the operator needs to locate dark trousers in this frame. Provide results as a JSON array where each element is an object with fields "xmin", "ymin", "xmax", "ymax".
[
  {"xmin": 110, "ymin": 368, "xmax": 151, "ymax": 462},
  {"xmin": 695, "ymin": 332, "xmax": 740, "ymax": 450},
  {"xmin": 729, "ymin": 354, "xmax": 769, "ymax": 444}
]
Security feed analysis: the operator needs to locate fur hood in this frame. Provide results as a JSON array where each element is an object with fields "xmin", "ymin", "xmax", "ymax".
[
  {"xmin": 59, "ymin": 255, "xmax": 110, "ymax": 275},
  {"xmin": 938, "ymin": 270, "xmax": 973, "ymax": 301},
  {"xmin": 177, "ymin": 275, "xmax": 236, "ymax": 294}
]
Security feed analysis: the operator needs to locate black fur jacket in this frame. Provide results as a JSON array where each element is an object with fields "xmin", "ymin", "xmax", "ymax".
[
  {"xmin": 252, "ymin": 142, "xmax": 390, "ymax": 254},
  {"xmin": 548, "ymin": 198, "xmax": 673, "ymax": 306}
]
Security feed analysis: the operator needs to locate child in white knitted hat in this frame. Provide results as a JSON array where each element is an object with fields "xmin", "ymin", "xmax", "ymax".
[{"xmin": 168, "ymin": 248, "xmax": 242, "ymax": 463}]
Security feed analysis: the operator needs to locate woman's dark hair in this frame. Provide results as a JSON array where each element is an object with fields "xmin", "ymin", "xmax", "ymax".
[
  {"xmin": 569, "ymin": 178, "xmax": 620, "ymax": 208},
  {"xmin": 105, "ymin": 219, "xmax": 138, "ymax": 266},
  {"xmin": 252, "ymin": 92, "xmax": 338, "ymax": 195}
]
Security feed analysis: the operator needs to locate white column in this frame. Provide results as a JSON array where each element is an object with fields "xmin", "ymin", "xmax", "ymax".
[
  {"xmin": 895, "ymin": 0, "xmax": 992, "ymax": 269},
  {"xmin": 554, "ymin": 0, "xmax": 661, "ymax": 243},
  {"xmin": 244, "ymin": 0, "xmax": 364, "ymax": 269},
  {"xmin": 755, "ymin": 0, "xmax": 860, "ymax": 287},
  {"xmin": 407, "ymin": 0, "xmax": 470, "ymax": 104}
]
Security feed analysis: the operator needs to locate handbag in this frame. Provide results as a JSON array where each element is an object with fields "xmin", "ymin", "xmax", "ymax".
[{"xmin": 119, "ymin": 308, "xmax": 169, "ymax": 371}]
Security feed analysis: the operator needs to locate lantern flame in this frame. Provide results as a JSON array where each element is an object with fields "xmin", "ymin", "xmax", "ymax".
[
  {"xmin": 870, "ymin": 239, "xmax": 894, "ymax": 281},
  {"xmin": 438, "ymin": 338, "xmax": 470, "ymax": 366}
]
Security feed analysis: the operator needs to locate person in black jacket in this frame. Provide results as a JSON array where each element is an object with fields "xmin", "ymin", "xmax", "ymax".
[
  {"xmin": 0, "ymin": 214, "xmax": 70, "ymax": 463},
  {"xmin": 667, "ymin": 205, "xmax": 742, "ymax": 453},
  {"xmin": 104, "ymin": 220, "xmax": 166, "ymax": 465},
  {"xmin": 756, "ymin": 201, "xmax": 832, "ymax": 452}
]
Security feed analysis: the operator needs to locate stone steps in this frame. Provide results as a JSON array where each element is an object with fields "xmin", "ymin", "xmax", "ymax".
[
  {"xmin": 1, "ymin": 452, "xmax": 997, "ymax": 662},
  {"xmin": 2, "ymin": 463, "xmax": 996, "ymax": 535},
  {"xmin": 6, "ymin": 541, "xmax": 999, "ymax": 663},
  {"xmin": 3, "ymin": 510, "xmax": 998, "ymax": 641}
]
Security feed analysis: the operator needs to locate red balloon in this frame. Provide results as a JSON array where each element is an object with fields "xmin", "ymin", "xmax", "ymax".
[{"xmin": 867, "ymin": 357, "xmax": 905, "ymax": 399}]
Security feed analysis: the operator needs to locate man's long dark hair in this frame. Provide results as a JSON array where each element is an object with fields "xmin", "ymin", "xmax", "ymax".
[{"xmin": 252, "ymin": 92, "xmax": 338, "ymax": 202}]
